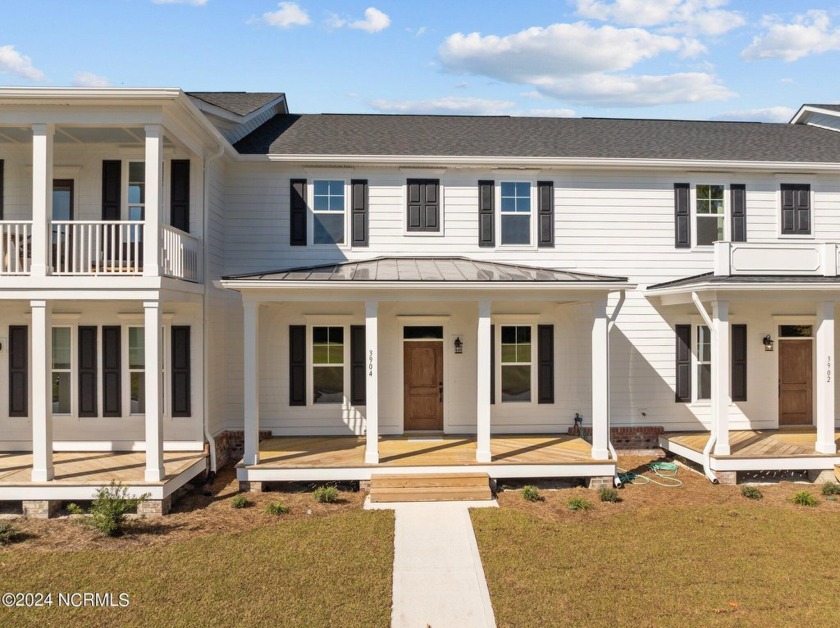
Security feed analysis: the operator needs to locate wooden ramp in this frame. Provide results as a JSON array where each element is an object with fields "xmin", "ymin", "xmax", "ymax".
[{"xmin": 369, "ymin": 472, "xmax": 493, "ymax": 503}]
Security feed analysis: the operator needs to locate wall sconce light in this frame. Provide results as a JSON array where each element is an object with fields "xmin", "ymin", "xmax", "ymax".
[
  {"xmin": 453, "ymin": 336, "xmax": 463, "ymax": 354},
  {"xmin": 763, "ymin": 334, "xmax": 774, "ymax": 352}
]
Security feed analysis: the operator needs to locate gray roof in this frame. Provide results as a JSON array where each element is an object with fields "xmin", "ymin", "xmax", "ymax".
[
  {"xmin": 648, "ymin": 272, "xmax": 840, "ymax": 290},
  {"xmin": 187, "ymin": 92, "xmax": 284, "ymax": 117},
  {"xmin": 223, "ymin": 257, "xmax": 627, "ymax": 283},
  {"xmin": 233, "ymin": 113, "xmax": 840, "ymax": 162},
  {"xmin": 805, "ymin": 104, "xmax": 840, "ymax": 113}
]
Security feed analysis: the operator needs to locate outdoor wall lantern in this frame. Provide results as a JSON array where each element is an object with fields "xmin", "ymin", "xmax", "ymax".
[
  {"xmin": 453, "ymin": 336, "xmax": 463, "ymax": 354},
  {"xmin": 763, "ymin": 334, "xmax": 774, "ymax": 351}
]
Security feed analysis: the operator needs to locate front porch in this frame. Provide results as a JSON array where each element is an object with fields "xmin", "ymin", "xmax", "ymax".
[{"xmin": 237, "ymin": 434, "xmax": 615, "ymax": 483}]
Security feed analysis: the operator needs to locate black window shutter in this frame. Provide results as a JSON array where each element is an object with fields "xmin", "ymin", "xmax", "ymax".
[
  {"xmin": 351, "ymin": 179, "xmax": 369, "ymax": 247},
  {"xmin": 171, "ymin": 326, "xmax": 191, "ymax": 417},
  {"xmin": 78, "ymin": 326, "xmax": 98, "ymax": 418},
  {"xmin": 170, "ymin": 160, "xmax": 190, "ymax": 233},
  {"xmin": 537, "ymin": 324, "xmax": 555, "ymax": 404},
  {"xmin": 730, "ymin": 184, "xmax": 746, "ymax": 243},
  {"xmin": 289, "ymin": 325, "xmax": 306, "ymax": 406},
  {"xmin": 350, "ymin": 325, "xmax": 366, "ymax": 405},
  {"xmin": 406, "ymin": 179, "xmax": 440, "ymax": 232},
  {"xmin": 102, "ymin": 326, "xmax": 121, "ymax": 417},
  {"xmin": 490, "ymin": 323, "xmax": 495, "ymax": 405},
  {"xmin": 537, "ymin": 181, "xmax": 554, "ymax": 248},
  {"xmin": 290, "ymin": 179, "xmax": 307, "ymax": 246},
  {"xmin": 674, "ymin": 183, "xmax": 690, "ymax": 248},
  {"xmin": 732, "ymin": 324, "xmax": 747, "ymax": 402},
  {"xmin": 9, "ymin": 325, "xmax": 27, "ymax": 417},
  {"xmin": 675, "ymin": 324, "xmax": 691, "ymax": 402},
  {"xmin": 478, "ymin": 180, "xmax": 495, "ymax": 247},
  {"xmin": 781, "ymin": 184, "xmax": 811, "ymax": 235},
  {"xmin": 102, "ymin": 160, "xmax": 121, "ymax": 221},
  {"xmin": 0, "ymin": 159, "xmax": 4, "ymax": 219}
]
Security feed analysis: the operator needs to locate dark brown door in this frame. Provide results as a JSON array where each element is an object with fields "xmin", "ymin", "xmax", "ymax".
[
  {"xmin": 779, "ymin": 339, "xmax": 813, "ymax": 425},
  {"xmin": 404, "ymin": 341, "xmax": 443, "ymax": 430}
]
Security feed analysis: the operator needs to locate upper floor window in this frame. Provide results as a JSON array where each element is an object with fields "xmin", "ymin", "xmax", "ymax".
[
  {"xmin": 500, "ymin": 182, "xmax": 531, "ymax": 245},
  {"xmin": 312, "ymin": 180, "xmax": 346, "ymax": 245},
  {"xmin": 695, "ymin": 184, "xmax": 724, "ymax": 246},
  {"xmin": 780, "ymin": 183, "xmax": 811, "ymax": 236}
]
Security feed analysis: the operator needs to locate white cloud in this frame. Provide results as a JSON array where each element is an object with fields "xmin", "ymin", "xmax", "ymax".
[
  {"xmin": 520, "ymin": 108, "xmax": 576, "ymax": 117},
  {"xmin": 370, "ymin": 97, "xmax": 519, "ymax": 115},
  {"xmin": 260, "ymin": 2, "xmax": 310, "ymax": 28},
  {"xmin": 350, "ymin": 7, "xmax": 390, "ymax": 33},
  {"xmin": 0, "ymin": 45, "xmax": 45, "ymax": 81},
  {"xmin": 575, "ymin": 0, "xmax": 745, "ymax": 36},
  {"xmin": 742, "ymin": 10, "xmax": 840, "ymax": 62},
  {"xmin": 72, "ymin": 71, "xmax": 110, "ymax": 87},
  {"xmin": 679, "ymin": 37, "xmax": 707, "ymax": 58},
  {"xmin": 711, "ymin": 106, "xmax": 796, "ymax": 123},
  {"xmin": 152, "ymin": 0, "xmax": 207, "ymax": 5}
]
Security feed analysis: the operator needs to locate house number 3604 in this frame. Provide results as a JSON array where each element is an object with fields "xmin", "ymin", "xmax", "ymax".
[{"xmin": 369, "ymin": 350, "xmax": 374, "ymax": 376}]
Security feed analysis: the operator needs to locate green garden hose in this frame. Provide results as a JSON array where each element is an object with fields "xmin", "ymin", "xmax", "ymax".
[{"xmin": 617, "ymin": 461, "xmax": 683, "ymax": 487}]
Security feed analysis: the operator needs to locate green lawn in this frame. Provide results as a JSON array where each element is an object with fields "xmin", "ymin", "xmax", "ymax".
[
  {"xmin": 472, "ymin": 503, "xmax": 840, "ymax": 626},
  {"xmin": 1, "ymin": 509, "xmax": 394, "ymax": 627}
]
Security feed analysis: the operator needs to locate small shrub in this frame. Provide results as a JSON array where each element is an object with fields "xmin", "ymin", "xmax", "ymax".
[
  {"xmin": 522, "ymin": 485, "xmax": 542, "ymax": 502},
  {"xmin": 73, "ymin": 482, "xmax": 149, "ymax": 536},
  {"xmin": 567, "ymin": 496, "xmax": 593, "ymax": 511},
  {"xmin": 820, "ymin": 482, "xmax": 840, "ymax": 496},
  {"xmin": 0, "ymin": 521, "xmax": 20, "ymax": 545},
  {"xmin": 792, "ymin": 490, "xmax": 818, "ymax": 507},
  {"xmin": 313, "ymin": 486, "xmax": 340, "ymax": 504},
  {"xmin": 741, "ymin": 485, "xmax": 763, "ymax": 500},
  {"xmin": 231, "ymin": 494, "xmax": 251, "ymax": 509},
  {"xmin": 66, "ymin": 503, "xmax": 85, "ymax": 515},
  {"xmin": 598, "ymin": 487, "xmax": 620, "ymax": 503},
  {"xmin": 266, "ymin": 501, "xmax": 290, "ymax": 516}
]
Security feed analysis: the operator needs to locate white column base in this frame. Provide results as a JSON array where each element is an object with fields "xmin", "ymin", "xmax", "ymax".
[
  {"xmin": 815, "ymin": 441, "xmax": 837, "ymax": 455},
  {"xmin": 714, "ymin": 441, "xmax": 731, "ymax": 456},
  {"xmin": 591, "ymin": 448, "xmax": 610, "ymax": 461}
]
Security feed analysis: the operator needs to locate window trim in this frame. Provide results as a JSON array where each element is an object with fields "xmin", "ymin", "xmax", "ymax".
[
  {"xmin": 307, "ymin": 324, "xmax": 349, "ymax": 407},
  {"xmin": 777, "ymin": 180, "xmax": 815, "ymax": 240},
  {"xmin": 308, "ymin": 179, "xmax": 349, "ymax": 248},
  {"xmin": 694, "ymin": 323, "xmax": 712, "ymax": 402},
  {"xmin": 125, "ymin": 160, "xmax": 146, "ymax": 223},
  {"xmin": 689, "ymin": 181, "xmax": 730, "ymax": 248},
  {"xmin": 495, "ymin": 323, "xmax": 537, "ymax": 406},
  {"xmin": 403, "ymin": 178, "xmax": 444, "ymax": 237},
  {"xmin": 496, "ymin": 180, "xmax": 536, "ymax": 249}
]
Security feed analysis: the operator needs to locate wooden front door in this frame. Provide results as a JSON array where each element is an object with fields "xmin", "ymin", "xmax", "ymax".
[
  {"xmin": 404, "ymin": 341, "xmax": 443, "ymax": 431},
  {"xmin": 779, "ymin": 339, "xmax": 813, "ymax": 425}
]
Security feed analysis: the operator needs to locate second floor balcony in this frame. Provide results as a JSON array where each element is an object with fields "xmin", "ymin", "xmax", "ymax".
[{"xmin": 714, "ymin": 240, "xmax": 840, "ymax": 277}]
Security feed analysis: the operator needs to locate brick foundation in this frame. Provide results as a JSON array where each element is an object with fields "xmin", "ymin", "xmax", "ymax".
[
  {"xmin": 239, "ymin": 481, "xmax": 264, "ymax": 493},
  {"xmin": 137, "ymin": 496, "xmax": 172, "ymax": 517},
  {"xmin": 358, "ymin": 480, "xmax": 371, "ymax": 493},
  {"xmin": 587, "ymin": 476, "xmax": 615, "ymax": 490},
  {"xmin": 22, "ymin": 500, "xmax": 61, "ymax": 519},
  {"xmin": 214, "ymin": 430, "xmax": 272, "ymax": 469},
  {"xmin": 569, "ymin": 425, "xmax": 664, "ymax": 450},
  {"xmin": 715, "ymin": 471, "xmax": 738, "ymax": 485}
]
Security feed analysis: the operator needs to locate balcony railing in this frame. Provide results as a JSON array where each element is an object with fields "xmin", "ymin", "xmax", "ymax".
[
  {"xmin": 0, "ymin": 221, "xmax": 32, "ymax": 275},
  {"xmin": 51, "ymin": 220, "xmax": 144, "ymax": 275},
  {"xmin": 161, "ymin": 224, "xmax": 201, "ymax": 282},
  {"xmin": 714, "ymin": 241, "xmax": 839, "ymax": 277}
]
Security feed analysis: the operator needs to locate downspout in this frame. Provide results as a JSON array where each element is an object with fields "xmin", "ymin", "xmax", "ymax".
[
  {"xmin": 202, "ymin": 142, "xmax": 225, "ymax": 474},
  {"xmin": 691, "ymin": 291, "xmax": 719, "ymax": 484},
  {"xmin": 606, "ymin": 291, "xmax": 625, "ymax": 483}
]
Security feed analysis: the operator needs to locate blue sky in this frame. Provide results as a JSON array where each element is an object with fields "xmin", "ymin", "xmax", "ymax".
[{"xmin": 2, "ymin": 1, "xmax": 840, "ymax": 121}]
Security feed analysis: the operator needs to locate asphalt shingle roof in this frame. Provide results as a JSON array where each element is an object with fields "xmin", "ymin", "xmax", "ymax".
[
  {"xmin": 233, "ymin": 113, "xmax": 840, "ymax": 162},
  {"xmin": 187, "ymin": 92, "xmax": 284, "ymax": 117},
  {"xmin": 223, "ymin": 257, "xmax": 627, "ymax": 283}
]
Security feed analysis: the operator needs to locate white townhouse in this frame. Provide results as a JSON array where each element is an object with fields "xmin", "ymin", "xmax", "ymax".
[{"xmin": 1, "ymin": 89, "xmax": 840, "ymax": 515}]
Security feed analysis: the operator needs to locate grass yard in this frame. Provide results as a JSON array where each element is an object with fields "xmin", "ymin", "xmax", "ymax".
[
  {"xmin": 0, "ymin": 470, "xmax": 394, "ymax": 627},
  {"xmin": 474, "ymin": 457, "xmax": 840, "ymax": 627}
]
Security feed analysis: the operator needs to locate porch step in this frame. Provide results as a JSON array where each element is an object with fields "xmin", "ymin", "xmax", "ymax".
[{"xmin": 369, "ymin": 472, "xmax": 493, "ymax": 503}]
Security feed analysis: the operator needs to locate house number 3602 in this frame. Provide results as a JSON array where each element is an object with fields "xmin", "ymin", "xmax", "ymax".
[{"xmin": 369, "ymin": 350, "xmax": 374, "ymax": 376}]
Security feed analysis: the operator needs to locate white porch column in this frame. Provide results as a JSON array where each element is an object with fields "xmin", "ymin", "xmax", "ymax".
[
  {"xmin": 243, "ymin": 300, "xmax": 260, "ymax": 466},
  {"xmin": 476, "ymin": 300, "xmax": 492, "ymax": 463},
  {"xmin": 816, "ymin": 301, "xmax": 837, "ymax": 454},
  {"xmin": 712, "ymin": 300, "xmax": 731, "ymax": 456},
  {"xmin": 30, "ymin": 124, "xmax": 54, "ymax": 278},
  {"xmin": 143, "ymin": 125, "xmax": 163, "ymax": 278},
  {"xmin": 365, "ymin": 301, "xmax": 379, "ymax": 464},
  {"xmin": 144, "ymin": 300, "xmax": 164, "ymax": 482},
  {"xmin": 591, "ymin": 297, "xmax": 610, "ymax": 460},
  {"xmin": 31, "ymin": 300, "xmax": 53, "ymax": 481}
]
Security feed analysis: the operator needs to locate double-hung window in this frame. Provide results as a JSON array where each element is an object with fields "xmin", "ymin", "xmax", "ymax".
[
  {"xmin": 128, "ymin": 162, "xmax": 145, "ymax": 243},
  {"xmin": 695, "ymin": 184, "xmax": 724, "ymax": 246},
  {"xmin": 312, "ymin": 326, "xmax": 345, "ymax": 404},
  {"xmin": 500, "ymin": 325, "xmax": 532, "ymax": 402},
  {"xmin": 52, "ymin": 327, "xmax": 71, "ymax": 414},
  {"xmin": 500, "ymin": 182, "xmax": 531, "ymax": 245},
  {"xmin": 128, "ymin": 327, "xmax": 145, "ymax": 414},
  {"xmin": 696, "ymin": 325, "xmax": 711, "ymax": 400},
  {"xmin": 312, "ymin": 180, "xmax": 345, "ymax": 245}
]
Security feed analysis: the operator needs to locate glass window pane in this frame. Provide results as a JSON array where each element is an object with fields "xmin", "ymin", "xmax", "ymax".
[
  {"xmin": 313, "ymin": 366, "xmax": 344, "ymax": 403},
  {"xmin": 129, "ymin": 206, "xmax": 144, "ymax": 221},
  {"xmin": 711, "ymin": 200, "xmax": 724, "ymax": 214},
  {"xmin": 501, "ymin": 215, "xmax": 530, "ymax": 245},
  {"xmin": 129, "ymin": 327, "xmax": 145, "ymax": 369},
  {"xmin": 131, "ymin": 372, "xmax": 145, "ymax": 413},
  {"xmin": 52, "ymin": 189, "xmax": 72, "ymax": 221},
  {"xmin": 328, "ymin": 345, "xmax": 343, "ymax": 364},
  {"xmin": 696, "ymin": 217, "xmax": 722, "ymax": 246},
  {"xmin": 313, "ymin": 327, "xmax": 328, "ymax": 344},
  {"xmin": 697, "ymin": 326, "xmax": 711, "ymax": 361},
  {"xmin": 514, "ymin": 182, "xmax": 530, "ymax": 197},
  {"xmin": 710, "ymin": 185, "xmax": 724, "ymax": 199},
  {"xmin": 502, "ymin": 365, "xmax": 531, "ymax": 402},
  {"xmin": 697, "ymin": 199, "xmax": 710, "ymax": 215},
  {"xmin": 314, "ymin": 180, "xmax": 329, "ymax": 196},
  {"xmin": 314, "ymin": 214, "xmax": 344, "ymax": 244},
  {"xmin": 128, "ymin": 184, "xmax": 144, "ymax": 204},
  {"xmin": 697, "ymin": 184, "xmax": 710, "ymax": 199},
  {"xmin": 780, "ymin": 325, "xmax": 813, "ymax": 337},
  {"xmin": 501, "ymin": 326, "xmax": 516, "ymax": 344},
  {"xmin": 129, "ymin": 162, "xmax": 145, "ymax": 182},
  {"xmin": 698, "ymin": 364, "xmax": 711, "ymax": 400},
  {"xmin": 500, "ymin": 182, "xmax": 516, "ymax": 197},
  {"xmin": 313, "ymin": 195, "xmax": 330, "ymax": 211},
  {"xmin": 328, "ymin": 194, "xmax": 344, "ymax": 211},
  {"xmin": 52, "ymin": 372, "xmax": 71, "ymax": 414},
  {"xmin": 329, "ymin": 180, "xmax": 344, "ymax": 195},
  {"xmin": 501, "ymin": 343, "xmax": 517, "ymax": 362},
  {"xmin": 403, "ymin": 326, "xmax": 444, "ymax": 340},
  {"xmin": 52, "ymin": 328, "xmax": 71, "ymax": 370}
]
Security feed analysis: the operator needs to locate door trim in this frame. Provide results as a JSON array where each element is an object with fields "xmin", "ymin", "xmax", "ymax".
[
  {"xmin": 400, "ymin": 322, "xmax": 448, "ymax": 433},
  {"xmin": 778, "ymin": 337, "xmax": 814, "ymax": 426}
]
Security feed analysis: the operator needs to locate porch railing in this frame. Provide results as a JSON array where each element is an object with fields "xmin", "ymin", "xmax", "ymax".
[
  {"xmin": 161, "ymin": 224, "xmax": 201, "ymax": 282},
  {"xmin": 0, "ymin": 221, "xmax": 32, "ymax": 275},
  {"xmin": 714, "ymin": 241, "xmax": 839, "ymax": 277},
  {"xmin": 50, "ymin": 220, "xmax": 144, "ymax": 275}
]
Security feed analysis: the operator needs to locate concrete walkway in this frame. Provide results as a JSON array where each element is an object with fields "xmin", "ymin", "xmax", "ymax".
[{"xmin": 367, "ymin": 499, "xmax": 498, "ymax": 628}]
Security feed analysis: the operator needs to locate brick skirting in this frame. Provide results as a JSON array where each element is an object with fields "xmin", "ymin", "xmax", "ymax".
[
  {"xmin": 569, "ymin": 426, "xmax": 664, "ymax": 450},
  {"xmin": 214, "ymin": 430, "xmax": 273, "ymax": 469}
]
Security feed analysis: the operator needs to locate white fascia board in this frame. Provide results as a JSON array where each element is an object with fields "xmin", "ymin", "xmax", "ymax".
[
  {"xmin": 217, "ymin": 279, "xmax": 633, "ymax": 293},
  {"xmin": 647, "ymin": 281, "xmax": 840, "ymax": 298},
  {"xmin": 189, "ymin": 95, "xmax": 287, "ymax": 125},
  {"xmin": 789, "ymin": 105, "xmax": 840, "ymax": 125},
  {"xmin": 0, "ymin": 86, "xmax": 184, "ymax": 101}
]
